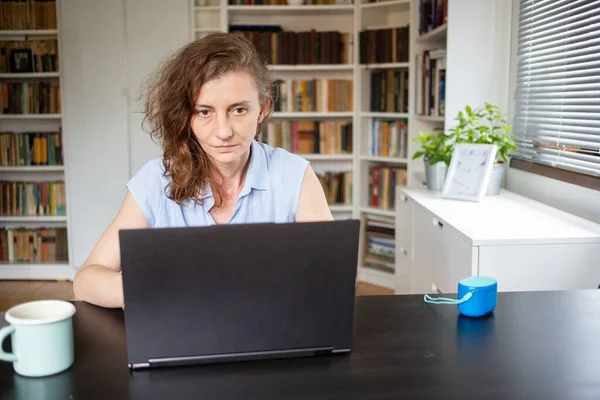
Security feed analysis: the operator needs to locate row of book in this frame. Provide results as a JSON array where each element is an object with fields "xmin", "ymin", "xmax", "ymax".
[
  {"xmin": 0, "ymin": 131, "xmax": 62, "ymax": 166},
  {"xmin": 368, "ymin": 119, "xmax": 408, "ymax": 158},
  {"xmin": 418, "ymin": 0, "xmax": 447, "ymax": 36},
  {"xmin": 416, "ymin": 49, "xmax": 446, "ymax": 117},
  {"xmin": 368, "ymin": 165, "xmax": 407, "ymax": 211},
  {"xmin": 359, "ymin": 26, "xmax": 409, "ymax": 64},
  {"xmin": 262, "ymin": 120, "xmax": 352, "ymax": 155},
  {"xmin": 0, "ymin": 81, "xmax": 60, "ymax": 114},
  {"xmin": 0, "ymin": 0, "xmax": 57, "ymax": 30},
  {"xmin": 230, "ymin": 27, "xmax": 352, "ymax": 65},
  {"xmin": 0, "ymin": 227, "xmax": 68, "ymax": 263},
  {"xmin": 370, "ymin": 69, "xmax": 409, "ymax": 113},
  {"xmin": 364, "ymin": 216, "xmax": 395, "ymax": 273},
  {"xmin": 0, "ymin": 180, "xmax": 66, "ymax": 216},
  {"xmin": 317, "ymin": 171, "xmax": 352, "ymax": 206},
  {"xmin": 228, "ymin": 0, "xmax": 346, "ymax": 4},
  {"xmin": 0, "ymin": 39, "xmax": 59, "ymax": 73},
  {"xmin": 273, "ymin": 79, "xmax": 353, "ymax": 112}
]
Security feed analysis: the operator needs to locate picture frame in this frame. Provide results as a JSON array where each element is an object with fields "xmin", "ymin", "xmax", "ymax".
[
  {"xmin": 441, "ymin": 143, "xmax": 498, "ymax": 202},
  {"xmin": 9, "ymin": 49, "xmax": 34, "ymax": 73}
]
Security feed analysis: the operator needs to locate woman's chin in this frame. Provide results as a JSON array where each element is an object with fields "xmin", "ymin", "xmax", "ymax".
[{"xmin": 208, "ymin": 149, "xmax": 242, "ymax": 164}]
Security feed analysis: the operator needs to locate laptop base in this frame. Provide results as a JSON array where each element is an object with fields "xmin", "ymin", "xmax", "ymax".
[{"xmin": 129, "ymin": 345, "xmax": 351, "ymax": 370}]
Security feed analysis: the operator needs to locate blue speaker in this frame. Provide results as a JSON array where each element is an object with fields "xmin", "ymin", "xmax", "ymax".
[{"xmin": 424, "ymin": 276, "xmax": 498, "ymax": 318}]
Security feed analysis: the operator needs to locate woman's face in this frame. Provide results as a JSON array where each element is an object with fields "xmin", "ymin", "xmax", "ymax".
[{"xmin": 191, "ymin": 70, "xmax": 267, "ymax": 166}]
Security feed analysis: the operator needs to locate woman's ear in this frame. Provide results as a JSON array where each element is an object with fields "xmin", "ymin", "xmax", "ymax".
[{"xmin": 258, "ymin": 99, "xmax": 271, "ymax": 124}]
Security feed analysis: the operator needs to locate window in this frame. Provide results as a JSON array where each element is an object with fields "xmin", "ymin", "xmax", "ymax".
[{"xmin": 511, "ymin": 0, "xmax": 600, "ymax": 191}]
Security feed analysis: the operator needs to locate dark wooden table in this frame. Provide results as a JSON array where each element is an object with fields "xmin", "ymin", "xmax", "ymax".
[{"xmin": 2, "ymin": 290, "xmax": 600, "ymax": 399}]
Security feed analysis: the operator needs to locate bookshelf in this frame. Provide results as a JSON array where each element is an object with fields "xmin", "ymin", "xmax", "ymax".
[
  {"xmin": 0, "ymin": 0, "xmax": 72, "ymax": 280},
  {"xmin": 192, "ymin": 0, "xmax": 357, "ymax": 217},
  {"xmin": 190, "ymin": 0, "xmax": 446, "ymax": 289}
]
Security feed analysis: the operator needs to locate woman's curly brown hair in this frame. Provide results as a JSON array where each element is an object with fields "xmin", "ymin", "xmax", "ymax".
[{"xmin": 142, "ymin": 32, "xmax": 275, "ymax": 207}]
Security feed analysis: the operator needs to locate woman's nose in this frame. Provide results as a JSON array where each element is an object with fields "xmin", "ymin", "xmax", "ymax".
[{"xmin": 215, "ymin": 115, "xmax": 234, "ymax": 140}]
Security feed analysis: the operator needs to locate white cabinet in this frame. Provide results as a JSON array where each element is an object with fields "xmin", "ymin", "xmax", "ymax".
[
  {"xmin": 395, "ymin": 187, "xmax": 600, "ymax": 294},
  {"xmin": 411, "ymin": 204, "xmax": 476, "ymax": 294},
  {"xmin": 394, "ymin": 191, "xmax": 412, "ymax": 293}
]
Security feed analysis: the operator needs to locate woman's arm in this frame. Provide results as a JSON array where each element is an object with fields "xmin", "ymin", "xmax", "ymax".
[
  {"xmin": 72, "ymin": 192, "xmax": 148, "ymax": 308},
  {"xmin": 296, "ymin": 165, "xmax": 334, "ymax": 222}
]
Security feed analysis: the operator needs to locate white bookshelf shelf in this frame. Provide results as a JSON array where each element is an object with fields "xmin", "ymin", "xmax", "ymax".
[
  {"xmin": 0, "ymin": 29, "xmax": 58, "ymax": 36},
  {"xmin": 189, "ymin": 0, "xmax": 422, "ymax": 292},
  {"xmin": 0, "ymin": 72, "xmax": 60, "ymax": 79},
  {"xmin": 360, "ymin": 62, "xmax": 410, "ymax": 70},
  {"xmin": 272, "ymin": 112, "xmax": 353, "ymax": 119},
  {"xmin": 362, "ymin": 23, "xmax": 405, "ymax": 31},
  {"xmin": 358, "ymin": 266, "xmax": 395, "ymax": 289},
  {"xmin": 270, "ymin": 64, "xmax": 354, "ymax": 72},
  {"xmin": 194, "ymin": 6, "xmax": 221, "ymax": 11},
  {"xmin": 361, "ymin": 0, "xmax": 410, "ymax": 10},
  {"xmin": 194, "ymin": 28, "xmax": 221, "ymax": 33},
  {"xmin": 416, "ymin": 23, "xmax": 447, "ymax": 43},
  {"xmin": 0, "ymin": 114, "xmax": 62, "ymax": 120},
  {"xmin": 300, "ymin": 154, "xmax": 354, "ymax": 161},
  {"xmin": 0, "ymin": 216, "xmax": 68, "ymax": 223},
  {"xmin": 329, "ymin": 204, "xmax": 353, "ymax": 213},
  {"xmin": 360, "ymin": 207, "xmax": 396, "ymax": 218},
  {"xmin": 360, "ymin": 155, "xmax": 408, "ymax": 164},
  {"xmin": 416, "ymin": 114, "xmax": 445, "ymax": 122},
  {"xmin": 361, "ymin": 112, "xmax": 409, "ymax": 119},
  {"xmin": 0, "ymin": 2, "xmax": 73, "ymax": 282},
  {"xmin": 227, "ymin": 5, "xmax": 354, "ymax": 14},
  {"xmin": 0, "ymin": 262, "xmax": 73, "ymax": 280},
  {"xmin": 0, "ymin": 166, "xmax": 64, "ymax": 172}
]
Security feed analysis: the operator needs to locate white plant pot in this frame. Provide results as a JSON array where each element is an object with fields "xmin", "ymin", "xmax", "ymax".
[
  {"xmin": 486, "ymin": 163, "xmax": 505, "ymax": 196},
  {"xmin": 424, "ymin": 160, "xmax": 448, "ymax": 191}
]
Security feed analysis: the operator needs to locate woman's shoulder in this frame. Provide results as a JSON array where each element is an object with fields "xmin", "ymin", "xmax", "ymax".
[
  {"xmin": 256, "ymin": 141, "xmax": 309, "ymax": 174},
  {"xmin": 255, "ymin": 142, "xmax": 310, "ymax": 214},
  {"xmin": 126, "ymin": 157, "xmax": 169, "ymax": 227},
  {"xmin": 127, "ymin": 156, "xmax": 170, "ymax": 192},
  {"xmin": 135, "ymin": 156, "xmax": 167, "ymax": 178}
]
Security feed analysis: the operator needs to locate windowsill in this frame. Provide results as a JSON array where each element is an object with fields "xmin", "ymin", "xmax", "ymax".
[
  {"xmin": 506, "ymin": 163, "xmax": 600, "ymax": 225},
  {"xmin": 510, "ymin": 159, "xmax": 600, "ymax": 193}
]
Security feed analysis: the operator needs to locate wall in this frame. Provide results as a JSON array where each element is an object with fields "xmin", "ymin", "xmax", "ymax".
[
  {"xmin": 505, "ymin": 0, "xmax": 600, "ymax": 224},
  {"xmin": 445, "ymin": 0, "xmax": 513, "ymax": 127},
  {"xmin": 61, "ymin": 0, "xmax": 190, "ymax": 269},
  {"xmin": 125, "ymin": 0, "xmax": 190, "ymax": 174},
  {"xmin": 61, "ymin": 0, "xmax": 130, "ymax": 270},
  {"xmin": 505, "ymin": 169, "xmax": 600, "ymax": 224}
]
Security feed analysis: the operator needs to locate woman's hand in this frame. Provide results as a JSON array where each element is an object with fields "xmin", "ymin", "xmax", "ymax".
[{"xmin": 73, "ymin": 192, "xmax": 148, "ymax": 308}]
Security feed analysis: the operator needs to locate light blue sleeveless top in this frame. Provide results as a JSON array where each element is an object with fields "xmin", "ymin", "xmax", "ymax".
[{"xmin": 125, "ymin": 140, "xmax": 310, "ymax": 227}]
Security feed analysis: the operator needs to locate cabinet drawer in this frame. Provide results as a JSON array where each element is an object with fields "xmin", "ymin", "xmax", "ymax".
[
  {"xmin": 479, "ymin": 243, "xmax": 600, "ymax": 291},
  {"xmin": 395, "ymin": 189, "xmax": 412, "ymax": 293},
  {"xmin": 432, "ymin": 218, "xmax": 478, "ymax": 294},
  {"xmin": 412, "ymin": 205, "xmax": 477, "ymax": 294},
  {"xmin": 395, "ymin": 189, "xmax": 412, "ymax": 254},
  {"xmin": 412, "ymin": 204, "xmax": 436, "ymax": 294}
]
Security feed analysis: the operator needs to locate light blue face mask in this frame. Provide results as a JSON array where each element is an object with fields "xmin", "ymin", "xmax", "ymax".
[{"xmin": 423, "ymin": 277, "xmax": 498, "ymax": 318}]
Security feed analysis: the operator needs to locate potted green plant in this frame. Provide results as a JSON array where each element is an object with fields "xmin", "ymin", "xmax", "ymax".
[
  {"xmin": 412, "ymin": 130, "xmax": 454, "ymax": 191},
  {"xmin": 449, "ymin": 103, "xmax": 516, "ymax": 195}
]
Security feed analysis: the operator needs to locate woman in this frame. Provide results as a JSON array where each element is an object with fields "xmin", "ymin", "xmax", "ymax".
[{"xmin": 73, "ymin": 33, "xmax": 333, "ymax": 309}]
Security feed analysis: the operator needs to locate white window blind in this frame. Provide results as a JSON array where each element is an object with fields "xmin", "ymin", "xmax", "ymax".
[{"xmin": 513, "ymin": 0, "xmax": 600, "ymax": 178}]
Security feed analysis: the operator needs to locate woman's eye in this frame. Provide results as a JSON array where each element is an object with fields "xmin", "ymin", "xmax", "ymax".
[
  {"xmin": 233, "ymin": 107, "xmax": 248, "ymax": 115},
  {"xmin": 196, "ymin": 109, "xmax": 211, "ymax": 117}
]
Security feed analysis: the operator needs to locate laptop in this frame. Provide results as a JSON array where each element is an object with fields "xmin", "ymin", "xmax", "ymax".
[{"xmin": 119, "ymin": 219, "xmax": 360, "ymax": 370}]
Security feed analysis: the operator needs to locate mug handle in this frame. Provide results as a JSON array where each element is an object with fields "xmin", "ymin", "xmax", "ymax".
[{"xmin": 0, "ymin": 326, "xmax": 17, "ymax": 362}]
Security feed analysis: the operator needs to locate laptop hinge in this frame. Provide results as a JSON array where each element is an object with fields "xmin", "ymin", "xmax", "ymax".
[
  {"xmin": 129, "ymin": 362, "xmax": 150, "ymax": 370},
  {"xmin": 148, "ymin": 346, "xmax": 335, "ymax": 368}
]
